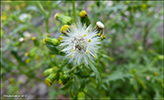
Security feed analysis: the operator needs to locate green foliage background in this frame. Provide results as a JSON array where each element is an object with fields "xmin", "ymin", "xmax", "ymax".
[{"xmin": 1, "ymin": 1, "xmax": 163, "ymax": 99}]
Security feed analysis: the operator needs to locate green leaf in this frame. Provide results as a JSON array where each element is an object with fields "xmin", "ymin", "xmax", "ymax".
[
  {"xmin": 79, "ymin": 79, "xmax": 85, "ymax": 91},
  {"xmin": 9, "ymin": 24, "xmax": 29, "ymax": 35},
  {"xmin": 45, "ymin": 44, "xmax": 65, "ymax": 55},
  {"xmin": 103, "ymin": 71, "xmax": 133, "ymax": 83},
  {"xmin": 45, "ymin": 44, "xmax": 59, "ymax": 54},
  {"xmin": 60, "ymin": 80, "xmax": 73, "ymax": 90},
  {"xmin": 26, "ymin": 6, "xmax": 42, "ymax": 15},
  {"xmin": 89, "ymin": 63, "xmax": 100, "ymax": 86}
]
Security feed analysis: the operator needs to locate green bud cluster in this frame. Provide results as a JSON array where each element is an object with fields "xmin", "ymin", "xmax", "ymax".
[
  {"xmin": 44, "ymin": 67, "xmax": 59, "ymax": 86},
  {"xmin": 59, "ymin": 71, "xmax": 70, "ymax": 85}
]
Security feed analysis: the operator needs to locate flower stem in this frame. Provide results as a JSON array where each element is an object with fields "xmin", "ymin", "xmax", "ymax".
[{"xmin": 72, "ymin": 0, "xmax": 76, "ymax": 23}]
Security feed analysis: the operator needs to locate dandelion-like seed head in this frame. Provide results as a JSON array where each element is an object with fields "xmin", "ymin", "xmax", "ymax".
[{"xmin": 60, "ymin": 22, "xmax": 101, "ymax": 66}]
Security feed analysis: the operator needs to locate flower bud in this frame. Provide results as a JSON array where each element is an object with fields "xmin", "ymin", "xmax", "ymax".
[
  {"xmin": 14, "ymin": 41, "xmax": 21, "ymax": 46},
  {"xmin": 9, "ymin": 77, "xmax": 16, "ymax": 84},
  {"xmin": 58, "ymin": 35, "xmax": 64, "ymax": 42},
  {"xmin": 79, "ymin": 10, "xmax": 91, "ymax": 27},
  {"xmin": 32, "ymin": 36, "xmax": 36, "ymax": 41},
  {"xmin": 59, "ymin": 71, "xmax": 70, "ymax": 85},
  {"xmin": 157, "ymin": 55, "xmax": 164, "ymax": 60},
  {"xmin": 25, "ymin": 59, "xmax": 30, "ymax": 64},
  {"xmin": 154, "ymin": 72, "xmax": 158, "ymax": 76},
  {"xmin": 44, "ymin": 67, "xmax": 59, "ymax": 77},
  {"xmin": 100, "ymin": 34, "xmax": 106, "ymax": 40},
  {"xmin": 142, "ymin": 4, "xmax": 147, "ymax": 8},
  {"xmin": 44, "ymin": 68, "xmax": 54, "ymax": 77},
  {"xmin": 60, "ymin": 25, "xmax": 70, "ymax": 35},
  {"xmin": 51, "ymin": 54, "xmax": 55, "ymax": 58},
  {"xmin": 32, "ymin": 36, "xmax": 39, "ymax": 46},
  {"xmin": 44, "ymin": 37, "xmax": 60, "ymax": 46},
  {"xmin": 93, "ymin": 21, "xmax": 104, "ymax": 35},
  {"xmin": 78, "ymin": 92, "xmax": 85, "ymax": 99},
  {"xmin": 35, "ymin": 55, "xmax": 39, "ymax": 60},
  {"xmin": 54, "ymin": 13, "xmax": 72, "ymax": 25},
  {"xmin": 45, "ymin": 73, "xmax": 58, "ymax": 86},
  {"xmin": 24, "ymin": 52, "xmax": 29, "ymax": 57}
]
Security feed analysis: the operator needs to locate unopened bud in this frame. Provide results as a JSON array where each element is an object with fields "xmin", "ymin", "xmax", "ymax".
[
  {"xmin": 44, "ymin": 37, "xmax": 60, "ymax": 46},
  {"xmin": 54, "ymin": 13, "xmax": 72, "ymax": 25},
  {"xmin": 35, "ymin": 55, "xmax": 39, "ymax": 60},
  {"xmin": 24, "ymin": 52, "xmax": 29, "ymax": 57},
  {"xmin": 142, "ymin": 4, "xmax": 147, "ymax": 8},
  {"xmin": 101, "ymin": 34, "xmax": 106, "ymax": 40},
  {"xmin": 58, "ymin": 35, "xmax": 64, "ymax": 42},
  {"xmin": 32, "ymin": 36, "xmax": 39, "ymax": 46},
  {"xmin": 45, "ymin": 73, "xmax": 58, "ymax": 86},
  {"xmin": 154, "ymin": 72, "xmax": 158, "ymax": 76},
  {"xmin": 79, "ymin": 10, "xmax": 91, "ymax": 27},
  {"xmin": 32, "ymin": 36, "xmax": 36, "ymax": 41},
  {"xmin": 79, "ymin": 10, "xmax": 87, "ymax": 18},
  {"xmin": 25, "ymin": 59, "xmax": 30, "ymax": 64},
  {"xmin": 51, "ymin": 54, "xmax": 55, "ymax": 58},
  {"xmin": 59, "ymin": 71, "xmax": 70, "ymax": 85},
  {"xmin": 78, "ymin": 92, "xmax": 85, "ymax": 99},
  {"xmin": 44, "ymin": 67, "xmax": 60, "ymax": 77},
  {"xmin": 44, "ymin": 68, "xmax": 54, "ymax": 77},
  {"xmin": 61, "ymin": 25, "xmax": 70, "ymax": 34},
  {"xmin": 157, "ymin": 55, "xmax": 164, "ymax": 60}
]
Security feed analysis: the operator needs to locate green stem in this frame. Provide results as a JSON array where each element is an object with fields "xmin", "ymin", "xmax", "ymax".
[
  {"xmin": 72, "ymin": 0, "xmax": 76, "ymax": 23},
  {"xmin": 37, "ymin": 1, "xmax": 50, "ymax": 33},
  {"xmin": 45, "ymin": 20, "xmax": 49, "ymax": 33},
  {"xmin": 83, "ymin": 90, "xmax": 93, "ymax": 100},
  {"xmin": 69, "ymin": 65, "xmax": 78, "ymax": 73},
  {"xmin": 148, "ymin": 58, "xmax": 157, "ymax": 68},
  {"xmin": 48, "ymin": 2, "xmax": 52, "ymax": 18},
  {"xmin": 46, "ymin": 2, "xmax": 52, "ymax": 34},
  {"xmin": 37, "ymin": 1, "xmax": 47, "ymax": 17}
]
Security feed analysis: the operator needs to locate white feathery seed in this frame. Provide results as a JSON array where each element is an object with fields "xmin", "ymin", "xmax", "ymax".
[{"xmin": 59, "ymin": 22, "xmax": 101, "ymax": 66}]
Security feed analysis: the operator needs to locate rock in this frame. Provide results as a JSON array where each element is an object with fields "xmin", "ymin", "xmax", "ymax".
[
  {"xmin": 26, "ymin": 94, "xmax": 35, "ymax": 99},
  {"xmin": 17, "ymin": 75, "xmax": 27, "ymax": 85},
  {"xmin": 37, "ymin": 83, "xmax": 48, "ymax": 96}
]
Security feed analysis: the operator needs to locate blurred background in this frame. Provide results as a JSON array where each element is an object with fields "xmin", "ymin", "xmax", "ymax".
[{"xmin": 1, "ymin": 1, "xmax": 163, "ymax": 99}]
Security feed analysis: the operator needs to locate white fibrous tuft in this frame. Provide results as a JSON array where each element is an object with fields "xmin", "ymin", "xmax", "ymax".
[
  {"xmin": 59, "ymin": 22, "xmax": 101, "ymax": 66},
  {"xmin": 96, "ymin": 21, "xmax": 104, "ymax": 29}
]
